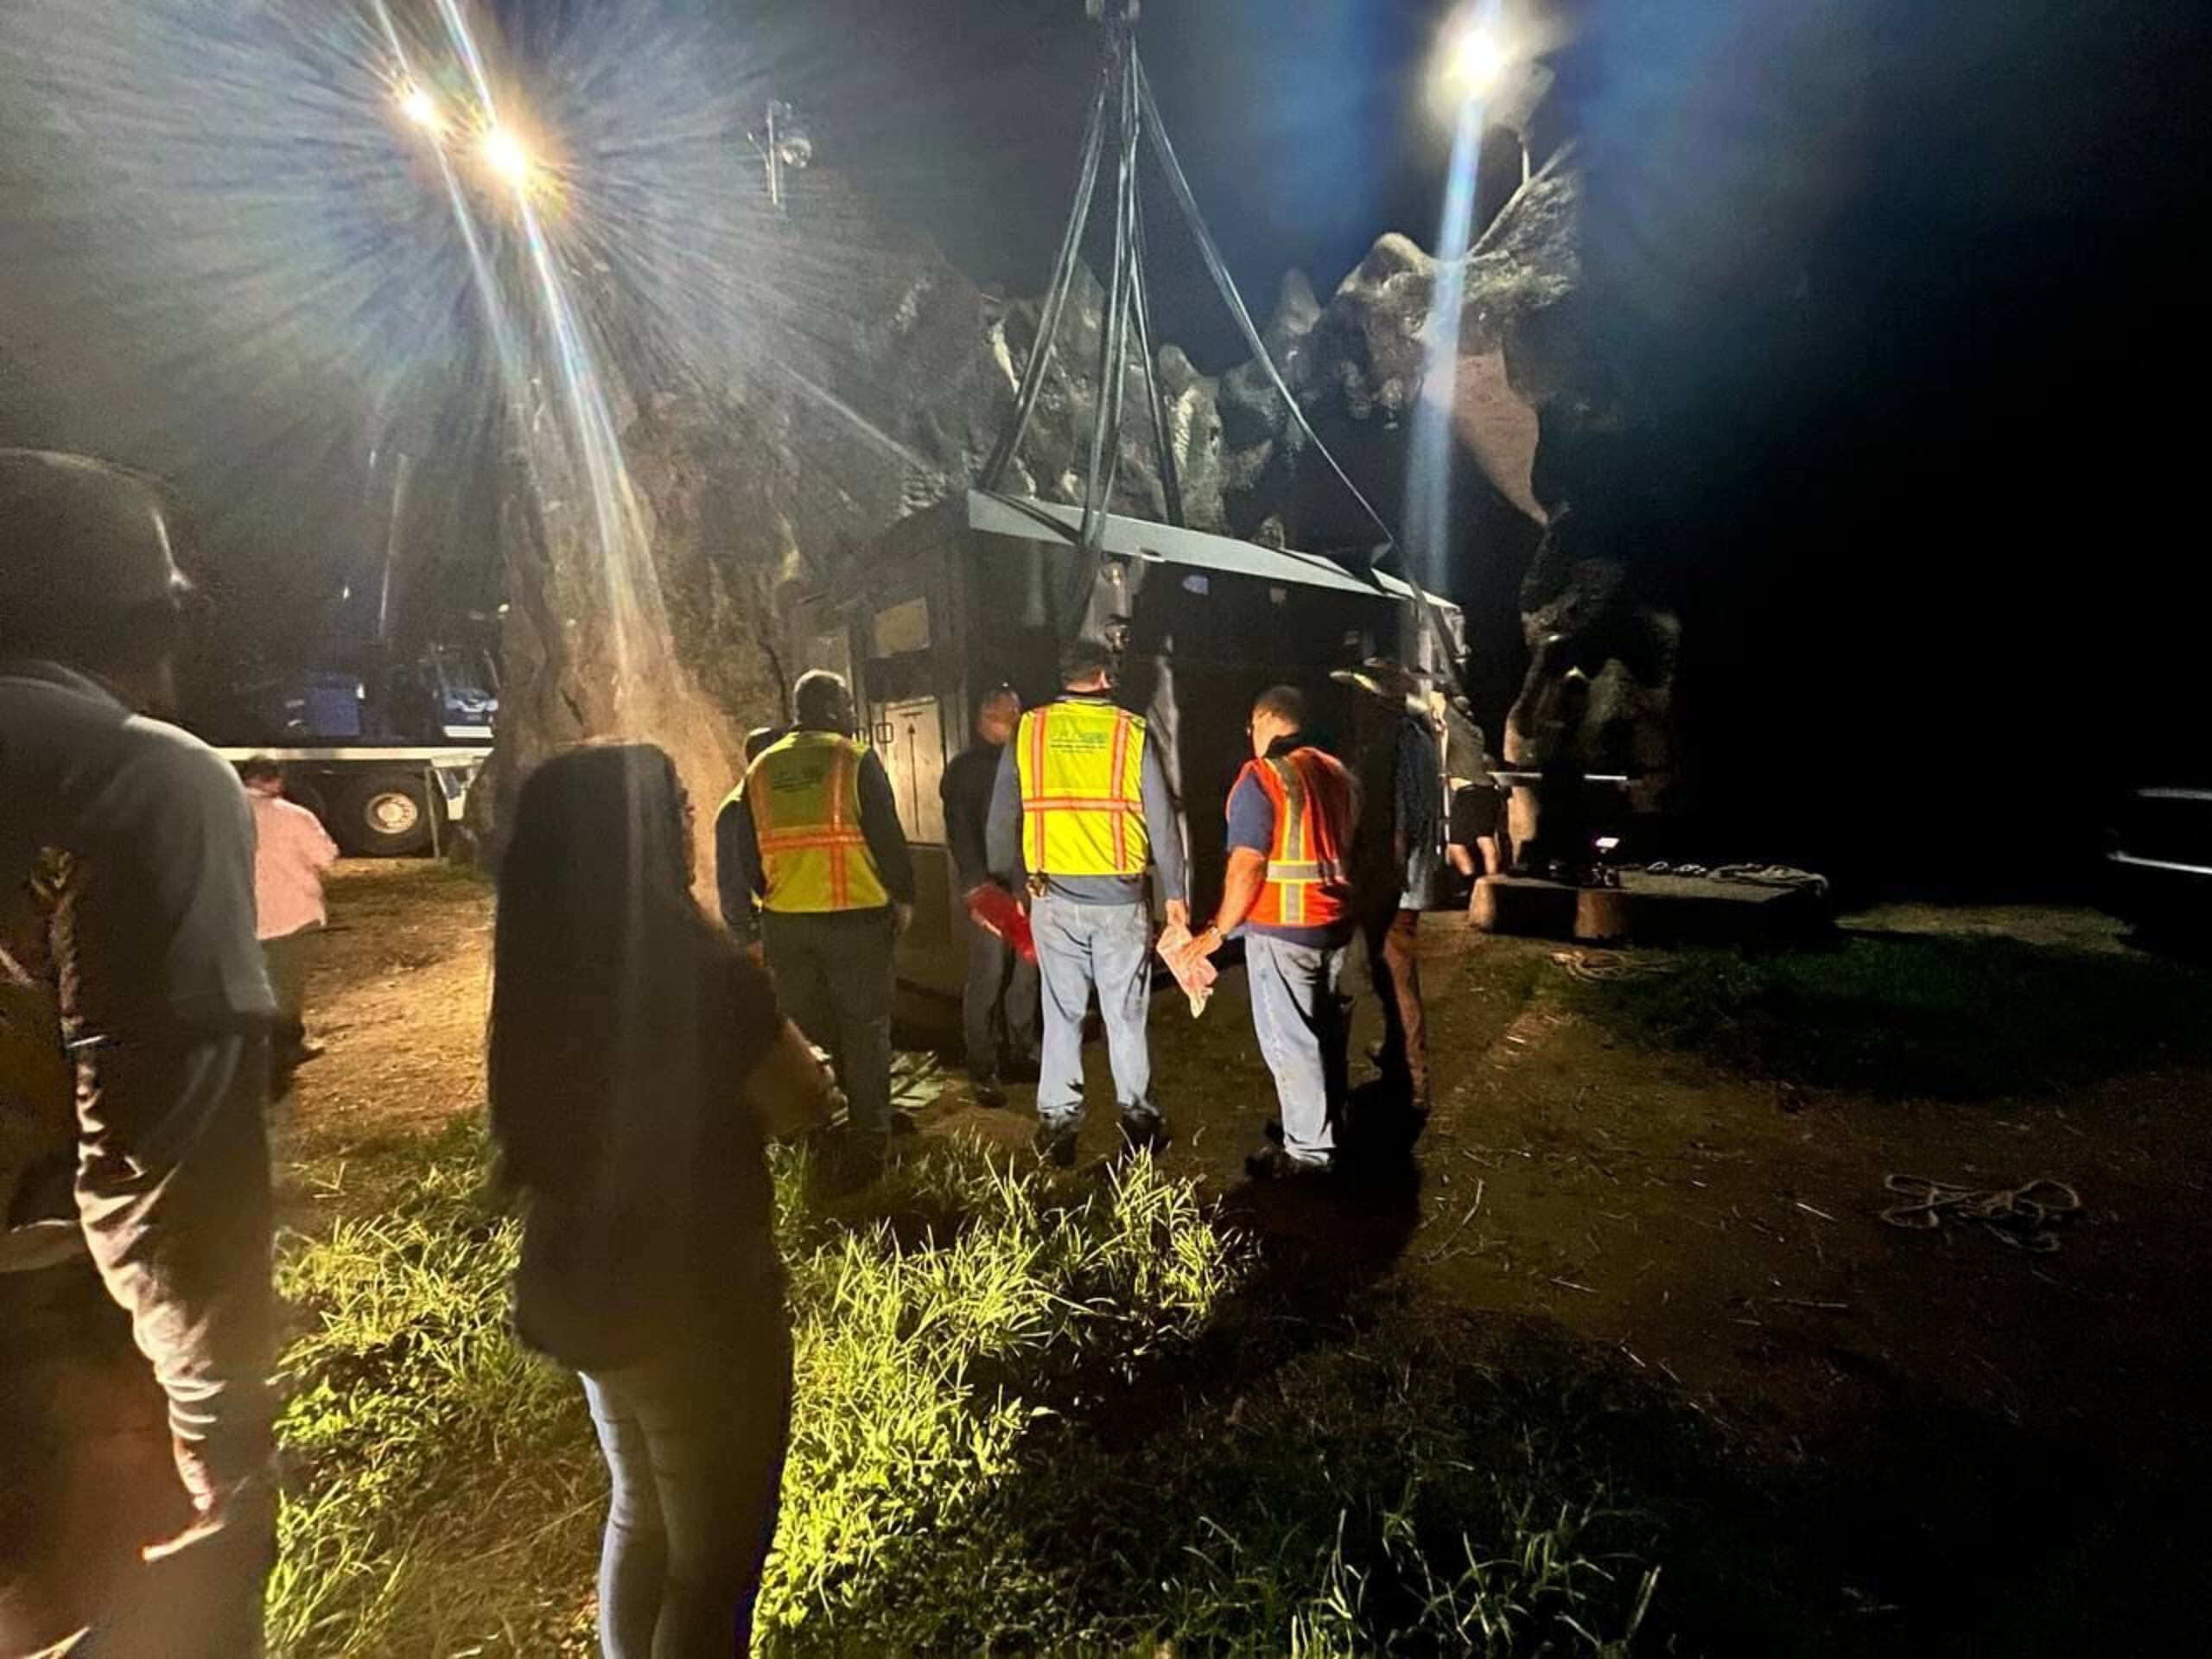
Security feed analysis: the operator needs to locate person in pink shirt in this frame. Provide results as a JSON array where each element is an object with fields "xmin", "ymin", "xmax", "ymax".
[{"xmin": 239, "ymin": 756, "xmax": 337, "ymax": 1073}]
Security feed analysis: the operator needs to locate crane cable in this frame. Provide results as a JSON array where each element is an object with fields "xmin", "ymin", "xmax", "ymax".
[
  {"xmin": 1135, "ymin": 55, "xmax": 1400, "ymax": 565},
  {"xmin": 981, "ymin": 66, "xmax": 1112, "ymax": 495}
]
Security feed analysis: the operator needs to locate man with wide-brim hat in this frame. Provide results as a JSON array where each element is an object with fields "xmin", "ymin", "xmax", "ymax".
[
  {"xmin": 1, "ymin": 449, "xmax": 276, "ymax": 1655},
  {"xmin": 1331, "ymin": 657, "xmax": 1443, "ymax": 1131}
]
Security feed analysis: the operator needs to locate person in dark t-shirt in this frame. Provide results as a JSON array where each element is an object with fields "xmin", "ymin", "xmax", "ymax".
[
  {"xmin": 489, "ymin": 742, "xmax": 838, "ymax": 1657},
  {"xmin": 939, "ymin": 686, "xmax": 1037, "ymax": 1103},
  {"xmin": 2, "ymin": 449, "xmax": 274, "ymax": 1656}
]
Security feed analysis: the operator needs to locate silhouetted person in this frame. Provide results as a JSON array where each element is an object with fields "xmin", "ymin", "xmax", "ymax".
[
  {"xmin": 941, "ymin": 686, "xmax": 1038, "ymax": 1104},
  {"xmin": 490, "ymin": 742, "xmax": 837, "ymax": 1659},
  {"xmin": 1335, "ymin": 659, "xmax": 1442, "ymax": 1122},
  {"xmin": 1446, "ymin": 708, "xmax": 1507, "ymax": 893},
  {"xmin": 1526, "ymin": 665, "xmax": 1595, "ymax": 881},
  {"xmin": 1, "ymin": 450, "xmax": 276, "ymax": 1656}
]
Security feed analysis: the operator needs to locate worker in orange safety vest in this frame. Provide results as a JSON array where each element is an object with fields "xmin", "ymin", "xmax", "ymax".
[{"xmin": 1179, "ymin": 684, "xmax": 1362, "ymax": 1177}]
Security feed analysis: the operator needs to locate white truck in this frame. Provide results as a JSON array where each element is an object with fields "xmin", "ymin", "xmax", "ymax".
[{"xmin": 210, "ymin": 743, "xmax": 487, "ymax": 857}]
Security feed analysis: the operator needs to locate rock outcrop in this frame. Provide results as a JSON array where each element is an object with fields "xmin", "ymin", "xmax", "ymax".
[{"xmin": 481, "ymin": 120, "xmax": 1675, "ymax": 877}]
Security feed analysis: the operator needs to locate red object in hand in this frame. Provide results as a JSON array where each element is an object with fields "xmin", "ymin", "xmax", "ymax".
[{"xmin": 966, "ymin": 883, "xmax": 1037, "ymax": 963}]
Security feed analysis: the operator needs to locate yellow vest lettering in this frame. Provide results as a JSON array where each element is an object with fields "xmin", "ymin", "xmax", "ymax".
[
  {"xmin": 733, "ymin": 732, "xmax": 889, "ymax": 912},
  {"xmin": 1014, "ymin": 701, "xmax": 1149, "ymax": 877}
]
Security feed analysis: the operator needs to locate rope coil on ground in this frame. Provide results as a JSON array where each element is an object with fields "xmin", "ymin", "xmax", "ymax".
[
  {"xmin": 1549, "ymin": 948, "xmax": 1674, "ymax": 983},
  {"xmin": 1879, "ymin": 1173, "xmax": 2083, "ymax": 1252}
]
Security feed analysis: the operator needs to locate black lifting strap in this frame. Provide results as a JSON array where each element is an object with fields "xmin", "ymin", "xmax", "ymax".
[
  {"xmin": 981, "ymin": 66, "xmax": 1113, "ymax": 495},
  {"xmin": 1135, "ymin": 54, "xmax": 1400, "ymax": 568},
  {"xmin": 1141, "ymin": 54, "xmax": 1470, "ymax": 689}
]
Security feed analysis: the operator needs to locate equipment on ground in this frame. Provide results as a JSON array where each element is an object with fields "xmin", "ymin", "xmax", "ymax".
[{"xmin": 1879, "ymin": 1173, "xmax": 2083, "ymax": 1253}]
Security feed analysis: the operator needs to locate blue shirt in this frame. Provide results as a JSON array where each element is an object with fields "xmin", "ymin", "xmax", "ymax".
[
  {"xmin": 1224, "ymin": 740, "xmax": 1357, "ymax": 948},
  {"xmin": 986, "ymin": 695, "xmax": 1188, "ymax": 907}
]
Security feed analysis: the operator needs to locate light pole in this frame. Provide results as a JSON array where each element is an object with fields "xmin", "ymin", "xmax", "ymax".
[{"xmin": 748, "ymin": 99, "xmax": 810, "ymax": 212}]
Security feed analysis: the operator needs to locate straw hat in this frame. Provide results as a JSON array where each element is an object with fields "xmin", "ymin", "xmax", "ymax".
[{"xmin": 1329, "ymin": 657, "xmax": 1427, "ymax": 708}]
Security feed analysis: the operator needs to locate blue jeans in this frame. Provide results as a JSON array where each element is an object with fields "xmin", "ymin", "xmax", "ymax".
[
  {"xmin": 963, "ymin": 912, "xmax": 1039, "ymax": 1078},
  {"xmin": 1030, "ymin": 894, "xmax": 1155, "ymax": 1129},
  {"xmin": 580, "ymin": 1323, "xmax": 791, "ymax": 1659},
  {"xmin": 1246, "ymin": 933, "xmax": 1352, "ymax": 1166},
  {"xmin": 760, "ymin": 908, "xmax": 893, "ymax": 1143}
]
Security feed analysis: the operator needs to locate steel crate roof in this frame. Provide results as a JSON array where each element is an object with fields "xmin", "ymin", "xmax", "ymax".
[{"xmin": 966, "ymin": 490, "xmax": 1431, "ymax": 606}]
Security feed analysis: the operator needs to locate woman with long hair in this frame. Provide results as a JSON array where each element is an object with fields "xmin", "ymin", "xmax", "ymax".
[{"xmin": 487, "ymin": 742, "xmax": 835, "ymax": 1657}]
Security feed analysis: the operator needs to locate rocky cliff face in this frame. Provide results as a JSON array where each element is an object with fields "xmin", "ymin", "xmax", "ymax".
[{"xmin": 481, "ymin": 127, "xmax": 1676, "ymax": 874}]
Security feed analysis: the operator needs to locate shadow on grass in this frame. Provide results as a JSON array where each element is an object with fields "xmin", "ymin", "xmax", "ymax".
[
  {"xmin": 269, "ymin": 1118, "xmax": 2212, "ymax": 1657},
  {"xmin": 1566, "ymin": 933, "xmax": 2212, "ymax": 1099},
  {"xmin": 790, "ymin": 1152, "xmax": 2212, "ymax": 1659},
  {"xmin": 772, "ymin": 1142, "xmax": 1705, "ymax": 1656}
]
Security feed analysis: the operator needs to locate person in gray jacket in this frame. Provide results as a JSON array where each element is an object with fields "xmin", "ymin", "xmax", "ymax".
[{"xmin": 1, "ymin": 450, "xmax": 276, "ymax": 1656}]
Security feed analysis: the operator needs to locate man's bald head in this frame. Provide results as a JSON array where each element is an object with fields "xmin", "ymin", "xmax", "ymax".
[{"xmin": 977, "ymin": 685, "xmax": 1020, "ymax": 746}]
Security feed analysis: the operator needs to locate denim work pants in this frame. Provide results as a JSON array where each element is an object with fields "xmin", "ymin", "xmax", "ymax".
[
  {"xmin": 579, "ymin": 1320, "xmax": 793, "ymax": 1659},
  {"xmin": 963, "ymin": 912, "xmax": 1038, "ymax": 1079},
  {"xmin": 760, "ymin": 908, "xmax": 894, "ymax": 1144},
  {"xmin": 1030, "ymin": 894, "xmax": 1156, "ymax": 1129},
  {"xmin": 1245, "ymin": 933, "xmax": 1352, "ymax": 1166}
]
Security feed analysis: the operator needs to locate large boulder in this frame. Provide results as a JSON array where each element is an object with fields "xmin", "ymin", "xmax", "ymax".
[{"xmin": 482, "ymin": 119, "xmax": 1664, "ymax": 884}]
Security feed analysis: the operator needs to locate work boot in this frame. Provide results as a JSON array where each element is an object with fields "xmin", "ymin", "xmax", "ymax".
[
  {"xmin": 1033, "ymin": 1122, "xmax": 1078, "ymax": 1169},
  {"xmin": 812, "ymin": 1131, "xmax": 887, "ymax": 1194},
  {"xmin": 1116, "ymin": 1113, "xmax": 1170, "ymax": 1160},
  {"xmin": 970, "ymin": 1071, "xmax": 1008, "ymax": 1109},
  {"xmin": 1244, "ymin": 1144, "xmax": 1332, "ymax": 1182}
]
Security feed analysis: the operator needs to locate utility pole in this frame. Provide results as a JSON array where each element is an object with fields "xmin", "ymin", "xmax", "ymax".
[{"xmin": 751, "ymin": 99, "xmax": 810, "ymax": 212}]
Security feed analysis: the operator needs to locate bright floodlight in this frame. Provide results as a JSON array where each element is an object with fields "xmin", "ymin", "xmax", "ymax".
[
  {"xmin": 1450, "ymin": 22, "xmax": 1507, "ymax": 93},
  {"xmin": 482, "ymin": 126, "xmax": 531, "ymax": 188},
  {"xmin": 398, "ymin": 85, "xmax": 442, "ymax": 132}
]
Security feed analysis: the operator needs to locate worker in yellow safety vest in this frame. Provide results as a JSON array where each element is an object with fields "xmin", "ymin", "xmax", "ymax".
[
  {"xmin": 985, "ymin": 639, "xmax": 1188, "ymax": 1166},
  {"xmin": 717, "ymin": 671, "xmax": 913, "ymax": 1181}
]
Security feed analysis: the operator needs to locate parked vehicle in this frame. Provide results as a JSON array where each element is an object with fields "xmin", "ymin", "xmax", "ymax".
[
  {"xmin": 202, "ymin": 639, "xmax": 497, "ymax": 856},
  {"xmin": 2101, "ymin": 780, "xmax": 2212, "ymax": 937}
]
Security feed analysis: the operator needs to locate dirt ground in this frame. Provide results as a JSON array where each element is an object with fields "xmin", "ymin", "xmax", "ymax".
[{"xmin": 296, "ymin": 863, "xmax": 2212, "ymax": 1649}]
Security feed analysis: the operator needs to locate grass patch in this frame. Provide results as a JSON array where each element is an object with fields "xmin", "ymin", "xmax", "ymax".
[
  {"xmin": 1566, "ymin": 934, "xmax": 2212, "ymax": 1098},
  {"xmin": 267, "ymin": 1125, "xmax": 1690, "ymax": 1656}
]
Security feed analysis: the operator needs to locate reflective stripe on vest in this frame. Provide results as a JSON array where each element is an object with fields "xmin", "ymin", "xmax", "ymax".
[
  {"xmin": 1243, "ymin": 747, "xmax": 1354, "ymax": 929},
  {"xmin": 734, "ymin": 731, "xmax": 890, "ymax": 912},
  {"xmin": 1014, "ymin": 700, "xmax": 1149, "ymax": 877}
]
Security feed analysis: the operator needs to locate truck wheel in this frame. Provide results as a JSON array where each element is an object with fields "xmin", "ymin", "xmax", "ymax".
[{"xmin": 338, "ymin": 772, "xmax": 435, "ymax": 857}]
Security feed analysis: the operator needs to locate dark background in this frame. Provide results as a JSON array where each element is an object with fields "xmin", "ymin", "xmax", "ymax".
[{"xmin": 4, "ymin": 0, "xmax": 2207, "ymax": 889}]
